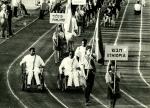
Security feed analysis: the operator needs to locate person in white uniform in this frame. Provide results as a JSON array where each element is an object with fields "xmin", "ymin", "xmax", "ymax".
[
  {"xmin": 141, "ymin": 0, "xmax": 145, "ymax": 6},
  {"xmin": 20, "ymin": 47, "xmax": 45, "ymax": 89},
  {"xmin": 75, "ymin": 39, "xmax": 87, "ymax": 63},
  {"xmin": 59, "ymin": 51, "xmax": 80, "ymax": 88},
  {"xmin": 134, "ymin": 1, "xmax": 141, "ymax": 15}
]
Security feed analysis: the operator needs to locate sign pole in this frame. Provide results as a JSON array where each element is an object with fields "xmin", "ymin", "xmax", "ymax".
[{"xmin": 114, "ymin": 60, "xmax": 117, "ymax": 94}]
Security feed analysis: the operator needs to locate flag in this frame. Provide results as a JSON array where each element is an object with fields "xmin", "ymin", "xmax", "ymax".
[
  {"xmin": 91, "ymin": 9, "xmax": 104, "ymax": 64},
  {"xmin": 64, "ymin": 0, "xmax": 72, "ymax": 33}
]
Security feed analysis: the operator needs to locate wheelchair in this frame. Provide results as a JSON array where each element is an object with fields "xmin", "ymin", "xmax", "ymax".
[
  {"xmin": 57, "ymin": 70, "xmax": 86, "ymax": 92},
  {"xmin": 21, "ymin": 64, "xmax": 45, "ymax": 92}
]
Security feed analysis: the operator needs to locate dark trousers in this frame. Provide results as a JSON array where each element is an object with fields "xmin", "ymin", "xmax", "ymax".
[
  {"xmin": 14, "ymin": 7, "xmax": 18, "ymax": 17},
  {"xmin": 7, "ymin": 19, "xmax": 12, "ymax": 35},
  {"xmin": 39, "ymin": 10, "xmax": 45, "ymax": 19},
  {"xmin": 134, "ymin": 10, "xmax": 141, "ymax": 15},
  {"xmin": 20, "ymin": 4, "xmax": 28, "ymax": 15},
  {"xmin": 1, "ymin": 21, "xmax": 7, "ymax": 38},
  {"xmin": 84, "ymin": 69, "xmax": 95, "ymax": 102}
]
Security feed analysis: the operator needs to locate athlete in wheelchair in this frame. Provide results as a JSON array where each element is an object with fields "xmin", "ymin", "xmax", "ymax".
[
  {"xmin": 20, "ymin": 47, "xmax": 45, "ymax": 91},
  {"xmin": 58, "ymin": 51, "xmax": 86, "ymax": 91}
]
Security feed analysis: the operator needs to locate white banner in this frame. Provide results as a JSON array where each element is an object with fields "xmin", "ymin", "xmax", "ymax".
[
  {"xmin": 72, "ymin": 0, "xmax": 86, "ymax": 5},
  {"xmin": 105, "ymin": 45, "xmax": 128, "ymax": 61},
  {"xmin": 49, "ymin": 13, "xmax": 66, "ymax": 23}
]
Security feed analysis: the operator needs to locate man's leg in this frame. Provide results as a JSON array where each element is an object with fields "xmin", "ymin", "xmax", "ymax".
[
  {"xmin": 27, "ymin": 71, "xmax": 33, "ymax": 86},
  {"xmin": 67, "ymin": 73, "xmax": 73, "ymax": 87},
  {"xmin": 85, "ymin": 81, "xmax": 91, "ymax": 104},
  {"xmin": 34, "ymin": 72, "xmax": 41, "ymax": 85},
  {"xmin": 21, "ymin": 3, "xmax": 29, "ymax": 15},
  {"xmin": 73, "ymin": 71, "xmax": 79, "ymax": 87},
  {"xmin": 14, "ymin": 7, "xmax": 18, "ymax": 17}
]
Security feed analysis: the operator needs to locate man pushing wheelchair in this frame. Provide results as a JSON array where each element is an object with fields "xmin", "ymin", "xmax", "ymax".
[{"xmin": 20, "ymin": 47, "xmax": 45, "ymax": 91}]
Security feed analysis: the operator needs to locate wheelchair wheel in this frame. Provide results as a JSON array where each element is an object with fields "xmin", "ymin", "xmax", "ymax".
[
  {"xmin": 57, "ymin": 74, "xmax": 68, "ymax": 91},
  {"xmin": 40, "ymin": 73, "xmax": 45, "ymax": 91},
  {"xmin": 21, "ymin": 73, "xmax": 27, "ymax": 91}
]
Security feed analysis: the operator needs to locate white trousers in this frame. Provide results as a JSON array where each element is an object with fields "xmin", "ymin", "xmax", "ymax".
[
  {"xmin": 27, "ymin": 69, "xmax": 41, "ymax": 85},
  {"xmin": 67, "ymin": 70, "xmax": 79, "ymax": 87}
]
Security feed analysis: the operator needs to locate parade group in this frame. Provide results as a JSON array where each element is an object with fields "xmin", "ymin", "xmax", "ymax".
[{"xmin": 0, "ymin": 0, "xmax": 145, "ymax": 107}]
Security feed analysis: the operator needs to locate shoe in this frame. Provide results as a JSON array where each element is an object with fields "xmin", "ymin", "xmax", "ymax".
[
  {"xmin": 27, "ymin": 85, "xmax": 31, "ymax": 89},
  {"xmin": 85, "ymin": 102, "xmax": 89, "ymax": 106},
  {"xmin": 37, "ymin": 85, "xmax": 42, "ymax": 90}
]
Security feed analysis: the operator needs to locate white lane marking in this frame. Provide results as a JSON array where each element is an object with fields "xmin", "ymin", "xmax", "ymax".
[
  {"xmin": 44, "ymin": 53, "xmax": 69, "ymax": 108},
  {"xmin": 91, "ymin": 94, "xmax": 109, "ymax": 108},
  {"xmin": 0, "ymin": 17, "xmax": 38, "ymax": 45},
  {"xmin": 114, "ymin": 0, "xmax": 129, "ymax": 45},
  {"xmin": 7, "ymin": 24, "xmax": 56, "ymax": 108},
  {"xmin": 120, "ymin": 90, "xmax": 148, "ymax": 108},
  {"xmin": 137, "ymin": 3, "xmax": 150, "ymax": 87},
  {"xmin": 106, "ymin": 0, "xmax": 147, "ymax": 107}
]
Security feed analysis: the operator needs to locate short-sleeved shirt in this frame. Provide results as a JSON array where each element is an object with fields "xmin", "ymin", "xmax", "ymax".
[{"xmin": 134, "ymin": 4, "xmax": 141, "ymax": 11}]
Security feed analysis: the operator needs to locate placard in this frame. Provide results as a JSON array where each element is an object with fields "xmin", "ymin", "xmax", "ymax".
[
  {"xmin": 72, "ymin": 0, "xmax": 86, "ymax": 5},
  {"xmin": 105, "ymin": 45, "xmax": 128, "ymax": 61},
  {"xmin": 50, "ymin": 13, "xmax": 66, "ymax": 23}
]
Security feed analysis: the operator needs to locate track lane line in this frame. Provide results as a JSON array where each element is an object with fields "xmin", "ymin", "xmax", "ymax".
[
  {"xmin": 44, "ymin": 53, "xmax": 69, "ymax": 108},
  {"xmin": 137, "ymin": 1, "xmax": 150, "ymax": 87},
  {"xmin": 0, "ymin": 17, "xmax": 39, "ymax": 45}
]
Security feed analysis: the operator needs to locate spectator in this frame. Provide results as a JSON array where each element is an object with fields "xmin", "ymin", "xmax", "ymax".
[
  {"xmin": 39, "ymin": 0, "xmax": 48, "ymax": 19},
  {"xmin": 18, "ymin": 0, "xmax": 30, "ymax": 16},
  {"xmin": 134, "ymin": 1, "xmax": 141, "ymax": 15},
  {"xmin": 11, "ymin": 0, "xmax": 19, "ymax": 17},
  {"xmin": 142, "ymin": 0, "xmax": 145, "ymax": 6},
  {"xmin": 0, "ymin": 4, "xmax": 8, "ymax": 39},
  {"xmin": 6, "ymin": 1, "xmax": 13, "ymax": 36}
]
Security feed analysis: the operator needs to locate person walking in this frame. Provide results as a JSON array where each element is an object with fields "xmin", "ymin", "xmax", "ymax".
[
  {"xmin": 6, "ymin": 1, "xmax": 13, "ymax": 37},
  {"xmin": 82, "ymin": 46, "xmax": 96, "ymax": 106},
  {"xmin": 105, "ymin": 61, "xmax": 121, "ymax": 108},
  {"xmin": 0, "ymin": 4, "xmax": 8, "ymax": 39}
]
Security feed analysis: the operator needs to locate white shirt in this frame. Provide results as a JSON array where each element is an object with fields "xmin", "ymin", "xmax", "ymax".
[
  {"xmin": 20, "ymin": 54, "xmax": 45, "ymax": 72},
  {"xmin": 72, "ymin": 16, "xmax": 78, "ymax": 34},
  {"xmin": 75, "ymin": 46, "xmax": 86, "ymax": 63},
  {"xmin": 59, "ymin": 57, "xmax": 74, "ymax": 76},
  {"xmin": 0, "ymin": 9, "xmax": 7, "ymax": 24},
  {"xmin": 105, "ymin": 70, "xmax": 121, "ymax": 83},
  {"xmin": 82, "ymin": 55, "xmax": 93, "ymax": 70},
  {"xmin": 134, "ymin": 3, "xmax": 141, "ymax": 11},
  {"xmin": 11, "ymin": 0, "xmax": 19, "ymax": 7},
  {"xmin": 105, "ymin": 72, "xmax": 113, "ymax": 83}
]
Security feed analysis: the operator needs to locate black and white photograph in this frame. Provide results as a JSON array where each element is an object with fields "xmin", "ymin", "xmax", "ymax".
[{"xmin": 0, "ymin": 0, "xmax": 149, "ymax": 108}]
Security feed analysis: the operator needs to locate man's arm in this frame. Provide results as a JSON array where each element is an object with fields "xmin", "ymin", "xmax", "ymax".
[
  {"xmin": 20, "ymin": 56, "xmax": 26, "ymax": 66},
  {"xmin": 39, "ymin": 56, "xmax": 45, "ymax": 68}
]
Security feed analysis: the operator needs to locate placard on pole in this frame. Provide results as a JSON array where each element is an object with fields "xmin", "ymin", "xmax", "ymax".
[
  {"xmin": 49, "ymin": 13, "xmax": 66, "ymax": 24},
  {"xmin": 72, "ymin": 0, "xmax": 86, "ymax": 5},
  {"xmin": 105, "ymin": 45, "xmax": 128, "ymax": 93}
]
